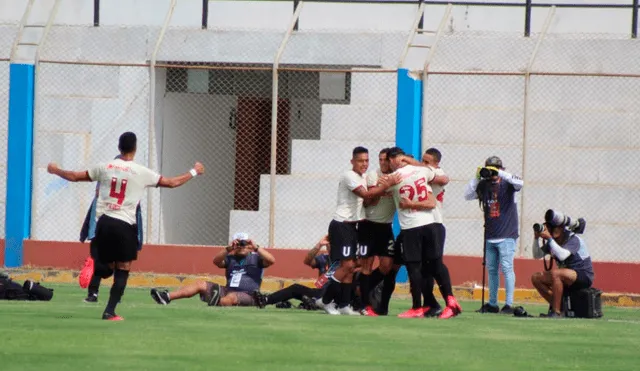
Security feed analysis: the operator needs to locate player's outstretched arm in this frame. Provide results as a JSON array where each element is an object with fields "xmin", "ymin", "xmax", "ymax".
[
  {"xmin": 157, "ymin": 162, "xmax": 205, "ymax": 188},
  {"xmin": 47, "ymin": 163, "xmax": 92, "ymax": 182},
  {"xmin": 353, "ymin": 173, "xmax": 401, "ymax": 200}
]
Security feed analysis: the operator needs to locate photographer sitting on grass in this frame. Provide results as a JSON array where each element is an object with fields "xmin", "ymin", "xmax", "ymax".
[
  {"xmin": 150, "ymin": 232, "xmax": 275, "ymax": 307},
  {"xmin": 531, "ymin": 210, "xmax": 594, "ymax": 318}
]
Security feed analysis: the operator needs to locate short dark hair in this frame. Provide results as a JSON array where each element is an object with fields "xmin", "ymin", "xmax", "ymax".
[
  {"xmin": 425, "ymin": 148, "xmax": 442, "ymax": 163},
  {"xmin": 352, "ymin": 146, "xmax": 368, "ymax": 158},
  {"xmin": 379, "ymin": 147, "xmax": 390, "ymax": 156},
  {"xmin": 118, "ymin": 132, "xmax": 137, "ymax": 154},
  {"xmin": 386, "ymin": 146, "xmax": 406, "ymax": 159}
]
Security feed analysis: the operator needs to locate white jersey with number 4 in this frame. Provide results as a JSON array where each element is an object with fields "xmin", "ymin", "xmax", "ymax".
[
  {"xmin": 390, "ymin": 165, "xmax": 436, "ymax": 230},
  {"xmin": 333, "ymin": 170, "xmax": 367, "ymax": 223},
  {"xmin": 365, "ymin": 169, "xmax": 395, "ymax": 224},
  {"xmin": 88, "ymin": 159, "xmax": 161, "ymax": 225}
]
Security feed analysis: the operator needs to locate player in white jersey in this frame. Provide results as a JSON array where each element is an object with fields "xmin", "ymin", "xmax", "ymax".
[
  {"xmin": 419, "ymin": 147, "xmax": 450, "ymax": 317},
  {"xmin": 356, "ymin": 148, "xmax": 396, "ymax": 316},
  {"xmin": 387, "ymin": 147, "xmax": 461, "ymax": 319},
  {"xmin": 47, "ymin": 132, "xmax": 205, "ymax": 321},
  {"xmin": 318, "ymin": 146, "xmax": 395, "ymax": 315}
]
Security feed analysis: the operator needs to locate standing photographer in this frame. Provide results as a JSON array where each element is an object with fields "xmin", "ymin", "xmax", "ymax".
[
  {"xmin": 531, "ymin": 211, "xmax": 594, "ymax": 318},
  {"xmin": 464, "ymin": 156, "xmax": 523, "ymax": 314}
]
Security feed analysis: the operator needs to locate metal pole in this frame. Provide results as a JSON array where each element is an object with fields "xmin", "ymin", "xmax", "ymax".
[
  {"xmin": 294, "ymin": 0, "xmax": 300, "ymax": 31},
  {"xmin": 202, "ymin": 0, "xmax": 209, "ymax": 29},
  {"xmin": 519, "ymin": 6, "xmax": 555, "ymax": 257},
  {"xmin": 94, "ymin": 0, "xmax": 100, "ymax": 27},
  {"xmin": 147, "ymin": 0, "xmax": 176, "ymax": 244},
  {"xmin": 418, "ymin": 0, "xmax": 425, "ymax": 29},
  {"xmin": 632, "ymin": 0, "xmax": 639, "ymax": 38},
  {"xmin": 269, "ymin": 2, "xmax": 304, "ymax": 248},
  {"xmin": 524, "ymin": 0, "xmax": 532, "ymax": 37}
]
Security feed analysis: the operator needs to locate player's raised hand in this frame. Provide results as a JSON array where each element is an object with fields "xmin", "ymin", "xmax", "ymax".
[
  {"xmin": 194, "ymin": 162, "xmax": 205, "ymax": 175},
  {"xmin": 47, "ymin": 162, "xmax": 60, "ymax": 174}
]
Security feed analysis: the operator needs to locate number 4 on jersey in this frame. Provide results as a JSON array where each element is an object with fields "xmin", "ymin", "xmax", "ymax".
[{"xmin": 110, "ymin": 177, "xmax": 128, "ymax": 205}]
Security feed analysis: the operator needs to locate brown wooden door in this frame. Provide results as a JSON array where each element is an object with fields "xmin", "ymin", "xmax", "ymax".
[{"xmin": 234, "ymin": 97, "xmax": 290, "ymax": 211}]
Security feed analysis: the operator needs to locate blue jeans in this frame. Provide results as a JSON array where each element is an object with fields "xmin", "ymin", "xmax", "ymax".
[{"xmin": 486, "ymin": 238, "xmax": 516, "ymax": 307}]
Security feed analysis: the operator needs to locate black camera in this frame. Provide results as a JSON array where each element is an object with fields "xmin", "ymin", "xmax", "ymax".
[
  {"xmin": 479, "ymin": 167, "xmax": 498, "ymax": 179},
  {"xmin": 238, "ymin": 240, "xmax": 248, "ymax": 247},
  {"xmin": 544, "ymin": 209, "xmax": 586, "ymax": 234},
  {"xmin": 533, "ymin": 223, "xmax": 545, "ymax": 233}
]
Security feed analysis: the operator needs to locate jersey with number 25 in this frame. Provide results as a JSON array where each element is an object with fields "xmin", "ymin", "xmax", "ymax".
[
  {"xmin": 88, "ymin": 159, "xmax": 161, "ymax": 225},
  {"xmin": 390, "ymin": 165, "xmax": 436, "ymax": 230}
]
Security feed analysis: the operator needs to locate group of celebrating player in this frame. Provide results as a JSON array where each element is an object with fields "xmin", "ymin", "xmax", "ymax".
[
  {"xmin": 46, "ymin": 130, "xmax": 462, "ymax": 320},
  {"xmin": 310, "ymin": 146, "xmax": 462, "ymax": 318}
]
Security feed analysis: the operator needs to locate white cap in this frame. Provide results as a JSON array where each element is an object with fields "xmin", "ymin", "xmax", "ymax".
[{"xmin": 232, "ymin": 232, "xmax": 249, "ymax": 241}]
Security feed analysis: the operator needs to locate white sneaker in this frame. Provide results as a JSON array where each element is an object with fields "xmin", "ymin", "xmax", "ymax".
[
  {"xmin": 323, "ymin": 302, "xmax": 340, "ymax": 315},
  {"xmin": 315, "ymin": 298, "xmax": 325, "ymax": 310},
  {"xmin": 338, "ymin": 306, "xmax": 361, "ymax": 316}
]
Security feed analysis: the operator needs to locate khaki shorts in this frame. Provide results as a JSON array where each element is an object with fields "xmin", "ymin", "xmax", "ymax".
[{"xmin": 200, "ymin": 282, "xmax": 255, "ymax": 306}]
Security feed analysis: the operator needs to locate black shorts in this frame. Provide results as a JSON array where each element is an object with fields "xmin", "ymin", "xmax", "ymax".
[
  {"xmin": 357, "ymin": 220, "xmax": 395, "ymax": 258},
  {"xmin": 568, "ymin": 271, "xmax": 593, "ymax": 291},
  {"xmin": 401, "ymin": 223, "xmax": 444, "ymax": 263},
  {"xmin": 90, "ymin": 215, "xmax": 139, "ymax": 264},
  {"xmin": 328, "ymin": 220, "xmax": 358, "ymax": 261},
  {"xmin": 390, "ymin": 231, "xmax": 405, "ymax": 266}
]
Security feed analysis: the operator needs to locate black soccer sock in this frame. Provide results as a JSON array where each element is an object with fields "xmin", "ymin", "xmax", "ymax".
[
  {"xmin": 321, "ymin": 277, "xmax": 341, "ymax": 305},
  {"xmin": 406, "ymin": 262, "xmax": 423, "ymax": 309},
  {"xmin": 430, "ymin": 258, "xmax": 453, "ymax": 299},
  {"xmin": 88, "ymin": 275, "xmax": 102, "ymax": 296},
  {"xmin": 104, "ymin": 269, "xmax": 129, "ymax": 315},
  {"xmin": 379, "ymin": 269, "xmax": 397, "ymax": 315},
  {"xmin": 267, "ymin": 284, "xmax": 317, "ymax": 305},
  {"xmin": 359, "ymin": 274, "xmax": 371, "ymax": 307},
  {"xmin": 368, "ymin": 268, "xmax": 384, "ymax": 290},
  {"xmin": 421, "ymin": 263, "xmax": 441, "ymax": 309},
  {"xmin": 337, "ymin": 282, "xmax": 353, "ymax": 309},
  {"xmin": 94, "ymin": 261, "xmax": 113, "ymax": 279}
]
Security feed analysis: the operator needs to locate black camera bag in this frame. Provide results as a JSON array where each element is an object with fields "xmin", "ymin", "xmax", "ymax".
[
  {"xmin": 563, "ymin": 287, "xmax": 603, "ymax": 319},
  {"xmin": 0, "ymin": 273, "xmax": 30, "ymax": 300},
  {"xmin": 23, "ymin": 280, "xmax": 54, "ymax": 301}
]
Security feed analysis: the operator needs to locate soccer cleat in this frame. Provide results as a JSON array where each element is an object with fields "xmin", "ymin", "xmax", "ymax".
[
  {"xmin": 500, "ymin": 305, "xmax": 515, "ymax": 315},
  {"xmin": 323, "ymin": 302, "xmax": 341, "ymax": 315},
  {"xmin": 252, "ymin": 291, "xmax": 268, "ymax": 309},
  {"xmin": 102, "ymin": 313, "xmax": 124, "ymax": 321},
  {"xmin": 360, "ymin": 306, "xmax": 379, "ymax": 317},
  {"xmin": 78, "ymin": 256, "xmax": 95, "ymax": 289},
  {"xmin": 546, "ymin": 311, "xmax": 564, "ymax": 319},
  {"xmin": 476, "ymin": 303, "xmax": 499, "ymax": 313},
  {"xmin": 439, "ymin": 296, "xmax": 462, "ymax": 319},
  {"xmin": 424, "ymin": 306, "xmax": 443, "ymax": 318},
  {"xmin": 398, "ymin": 308, "xmax": 425, "ymax": 318},
  {"xmin": 84, "ymin": 293, "xmax": 98, "ymax": 303},
  {"xmin": 150, "ymin": 288, "xmax": 170, "ymax": 305},
  {"xmin": 338, "ymin": 306, "xmax": 361, "ymax": 316},
  {"xmin": 314, "ymin": 298, "xmax": 326, "ymax": 310}
]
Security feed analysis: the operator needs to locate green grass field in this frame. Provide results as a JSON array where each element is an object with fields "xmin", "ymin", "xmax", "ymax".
[{"xmin": 1, "ymin": 284, "xmax": 639, "ymax": 371}]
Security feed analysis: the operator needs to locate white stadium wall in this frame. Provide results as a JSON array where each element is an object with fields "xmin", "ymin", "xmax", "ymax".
[{"xmin": 1, "ymin": 0, "xmax": 639, "ymax": 261}]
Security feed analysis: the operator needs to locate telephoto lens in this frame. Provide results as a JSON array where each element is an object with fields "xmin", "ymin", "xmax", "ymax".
[
  {"xmin": 479, "ymin": 167, "xmax": 492, "ymax": 179},
  {"xmin": 533, "ymin": 223, "xmax": 544, "ymax": 233}
]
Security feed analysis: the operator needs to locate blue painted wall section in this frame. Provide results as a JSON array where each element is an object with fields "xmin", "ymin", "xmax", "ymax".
[
  {"xmin": 393, "ymin": 68, "xmax": 423, "ymax": 283},
  {"xmin": 5, "ymin": 63, "xmax": 35, "ymax": 267}
]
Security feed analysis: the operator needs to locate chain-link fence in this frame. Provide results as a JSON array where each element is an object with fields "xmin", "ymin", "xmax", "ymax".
[
  {"xmin": 21, "ymin": 2, "xmax": 640, "ymax": 264},
  {"xmin": 424, "ymin": 24, "xmax": 640, "ymax": 263}
]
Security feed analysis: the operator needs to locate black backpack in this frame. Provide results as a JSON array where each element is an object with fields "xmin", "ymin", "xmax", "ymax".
[{"xmin": 0, "ymin": 273, "xmax": 54, "ymax": 301}]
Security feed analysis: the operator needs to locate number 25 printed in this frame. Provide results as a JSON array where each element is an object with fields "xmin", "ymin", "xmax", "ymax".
[
  {"xmin": 399, "ymin": 177, "xmax": 429, "ymax": 201},
  {"xmin": 110, "ymin": 177, "xmax": 128, "ymax": 205}
]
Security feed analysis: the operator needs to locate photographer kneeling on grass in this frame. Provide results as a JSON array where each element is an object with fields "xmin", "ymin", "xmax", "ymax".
[
  {"xmin": 151, "ymin": 232, "xmax": 276, "ymax": 307},
  {"xmin": 531, "ymin": 210, "xmax": 594, "ymax": 318}
]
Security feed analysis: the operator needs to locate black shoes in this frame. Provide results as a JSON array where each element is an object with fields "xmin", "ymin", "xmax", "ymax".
[
  {"xmin": 150, "ymin": 288, "xmax": 170, "ymax": 305},
  {"xmin": 476, "ymin": 303, "xmax": 500, "ymax": 313}
]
